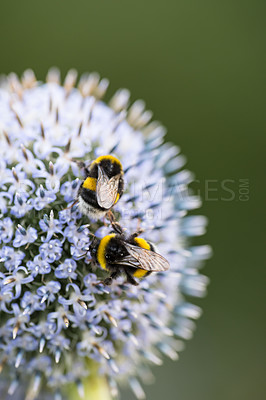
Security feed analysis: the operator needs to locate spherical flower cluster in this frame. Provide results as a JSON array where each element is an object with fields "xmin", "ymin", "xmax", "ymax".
[{"xmin": 0, "ymin": 68, "xmax": 211, "ymax": 400}]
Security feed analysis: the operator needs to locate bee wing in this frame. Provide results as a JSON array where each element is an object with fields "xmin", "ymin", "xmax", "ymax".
[
  {"xmin": 114, "ymin": 242, "xmax": 170, "ymax": 272},
  {"xmin": 96, "ymin": 165, "xmax": 120, "ymax": 209}
]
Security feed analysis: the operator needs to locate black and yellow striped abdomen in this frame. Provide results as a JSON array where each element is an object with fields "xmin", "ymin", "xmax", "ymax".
[{"xmin": 132, "ymin": 237, "xmax": 153, "ymax": 278}]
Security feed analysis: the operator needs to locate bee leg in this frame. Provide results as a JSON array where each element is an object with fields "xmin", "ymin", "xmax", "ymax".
[
  {"xmin": 94, "ymin": 277, "xmax": 112, "ymax": 286},
  {"xmin": 103, "ymin": 211, "xmax": 114, "ymax": 227},
  {"xmin": 101, "ymin": 277, "xmax": 113, "ymax": 286},
  {"xmin": 103, "ymin": 215, "xmax": 108, "ymax": 227},
  {"xmin": 99, "ymin": 269, "xmax": 121, "ymax": 286},
  {"xmin": 77, "ymin": 253, "xmax": 91, "ymax": 260},
  {"xmin": 124, "ymin": 270, "xmax": 139, "ymax": 286},
  {"xmin": 93, "ymin": 278, "xmax": 112, "ymax": 286},
  {"xmin": 107, "ymin": 210, "xmax": 115, "ymax": 224},
  {"xmin": 75, "ymin": 160, "xmax": 86, "ymax": 169},
  {"xmin": 129, "ymin": 228, "xmax": 145, "ymax": 240},
  {"xmin": 63, "ymin": 199, "xmax": 79, "ymax": 211},
  {"xmin": 72, "ymin": 160, "xmax": 91, "ymax": 177},
  {"xmin": 111, "ymin": 222, "xmax": 124, "ymax": 235},
  {"xmin": 103, "ymin": 213, "xmax": 112, "ymax": 227}
]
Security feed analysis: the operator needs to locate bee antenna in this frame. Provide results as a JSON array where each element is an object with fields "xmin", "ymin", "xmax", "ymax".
[{"xmin": 109, "ymin": 143, "xmax": 119, "ymax": 153}]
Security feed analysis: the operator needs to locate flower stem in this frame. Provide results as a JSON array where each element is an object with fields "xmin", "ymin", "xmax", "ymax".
[{"xmin": 67, "ymin": 362, "xmax": 112, "ymax": 400}]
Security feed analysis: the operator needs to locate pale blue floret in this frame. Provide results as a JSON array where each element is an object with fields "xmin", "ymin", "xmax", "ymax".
[
  {"xmin": 36, "ymin": 281, "xmax": 61, "ymax": 305},
  {"xmin": 3, "ymin": 266, "xmax": 34, "ymax": 299},
  {"xmin": 5, "ymin": 303, "xmax": 30, "ymax": 338},
  {"xmin": 0, "ymin": 217, "xmax": 14, "ymax": 244},
  {"xmin": 83, "ymin": 273, "xmax": 111, "ymax": 295},
  {"xmin": 28, "ymin": 320, "xmax": 57, "ymax": 351},
  {"xmin": 21, "ymin": 291, "xmax": 46, "ymax": 315},
  {"xmin": 16, "ymin": 147, "xmax": 46, "ymax": 177},
  {"xmin": 58, "ymin": 205, "xmax": 82, "ymax": 225},
  {"xmin": 27, "ymin": 255, "xmax": 52, "ymax": 277},
  {"xmin": 39, "ymin": 240, "xmax": 63, "ymax": 263},
  {"xmin": 70, "ymin": 232, "xmax": 91, "ymax": 259},
  {"xmin": 64, "ymin": 224, "xmax": 90, "ymax": 259},
  {"xmin": 0, "ymin": 286, "xmax": 14, "ymax": 313},
  {"xmin": 58, "ymin": 282, "xmax": 95, "ymax": 317},
  {"xmin": 14, "ymin": 333, "xmax": 39, "ymax": 353},
  {"xmin": 47, "ymin": 334, "xmax": 70, "ymax": 364},
  {"xmin": 34, "ymin": 161, "xmax": 69, "ymax": 193},
  {"xmin": 55, "ymin": 259, "xmax": 78, "ymax": 280},
  {"xmin": 60, "ymin": 178, "xmax": 80, "ymax": 202},
  {"xmin": 10, "ymin": 192, "xmax": 33, "ymax": 218},
  {"xmin": 0, "ymin": 192, "xmax": 13, "ymax": 214},
  {"xmin": 0, "ymin": 246, "xmax": 25, "ymax": 271},
  {"xmin": 13, "ymin": 225, "xmax": 38, "ymax": 248},
  {"xmin": 27, "ymin": 355, "xmax": 52, "ymax": 375},
  {"xmin": 63, "ymin": 223, "xmax": 90, "ymax": 244},
  {"xmin": 39, "ymin": 213, "xmax": 64, "ymax": 242},
  {"xmin": 4, "ymin": 168, "xmax": 35, "ymax": 195},
  {"xmin": 47, "ymin": 306, "xmax": 73, "ymax": 334},
  {"xmin": 34, "ymin": 185, "xmax": 57, "ymax": 211}
]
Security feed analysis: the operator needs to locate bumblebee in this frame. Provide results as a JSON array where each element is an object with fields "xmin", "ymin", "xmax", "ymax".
[
  {"xmin": 89, "ymin": 224, "xmax": 169, "ymax": 285},
  {"xmin": 77, "ymin": 155, "xmax": 124, "ymax": 220}
]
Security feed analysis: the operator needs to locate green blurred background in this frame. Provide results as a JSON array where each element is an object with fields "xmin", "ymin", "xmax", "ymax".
[{"xmin": 0, "ymin": 1, "xmax": 265, "ymax": 399}]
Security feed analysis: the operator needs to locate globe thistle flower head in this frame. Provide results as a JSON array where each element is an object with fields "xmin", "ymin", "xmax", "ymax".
[{"xmin": 0, "ymin": 68, "xmax": 211, "ymax": 400}]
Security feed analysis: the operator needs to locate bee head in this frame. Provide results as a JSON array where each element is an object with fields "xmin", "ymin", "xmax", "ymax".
[{"xmin": 95, "ymin": 155, "xmax": 123, "ymax": 177}]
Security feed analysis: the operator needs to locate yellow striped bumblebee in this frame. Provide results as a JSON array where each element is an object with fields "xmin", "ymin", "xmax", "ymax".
[
  {"xmin": 77, "ymin": 155, "xmax": 124, "ymax": 220},
  {"xmin": 89, "ymin": 224, "xmax": 170, "ymax": 285}
]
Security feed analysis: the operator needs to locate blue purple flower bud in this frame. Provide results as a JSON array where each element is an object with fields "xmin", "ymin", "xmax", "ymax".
[{"xmin": 0, "ymin": 68, "xmax": 211, "ymax": 400}]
